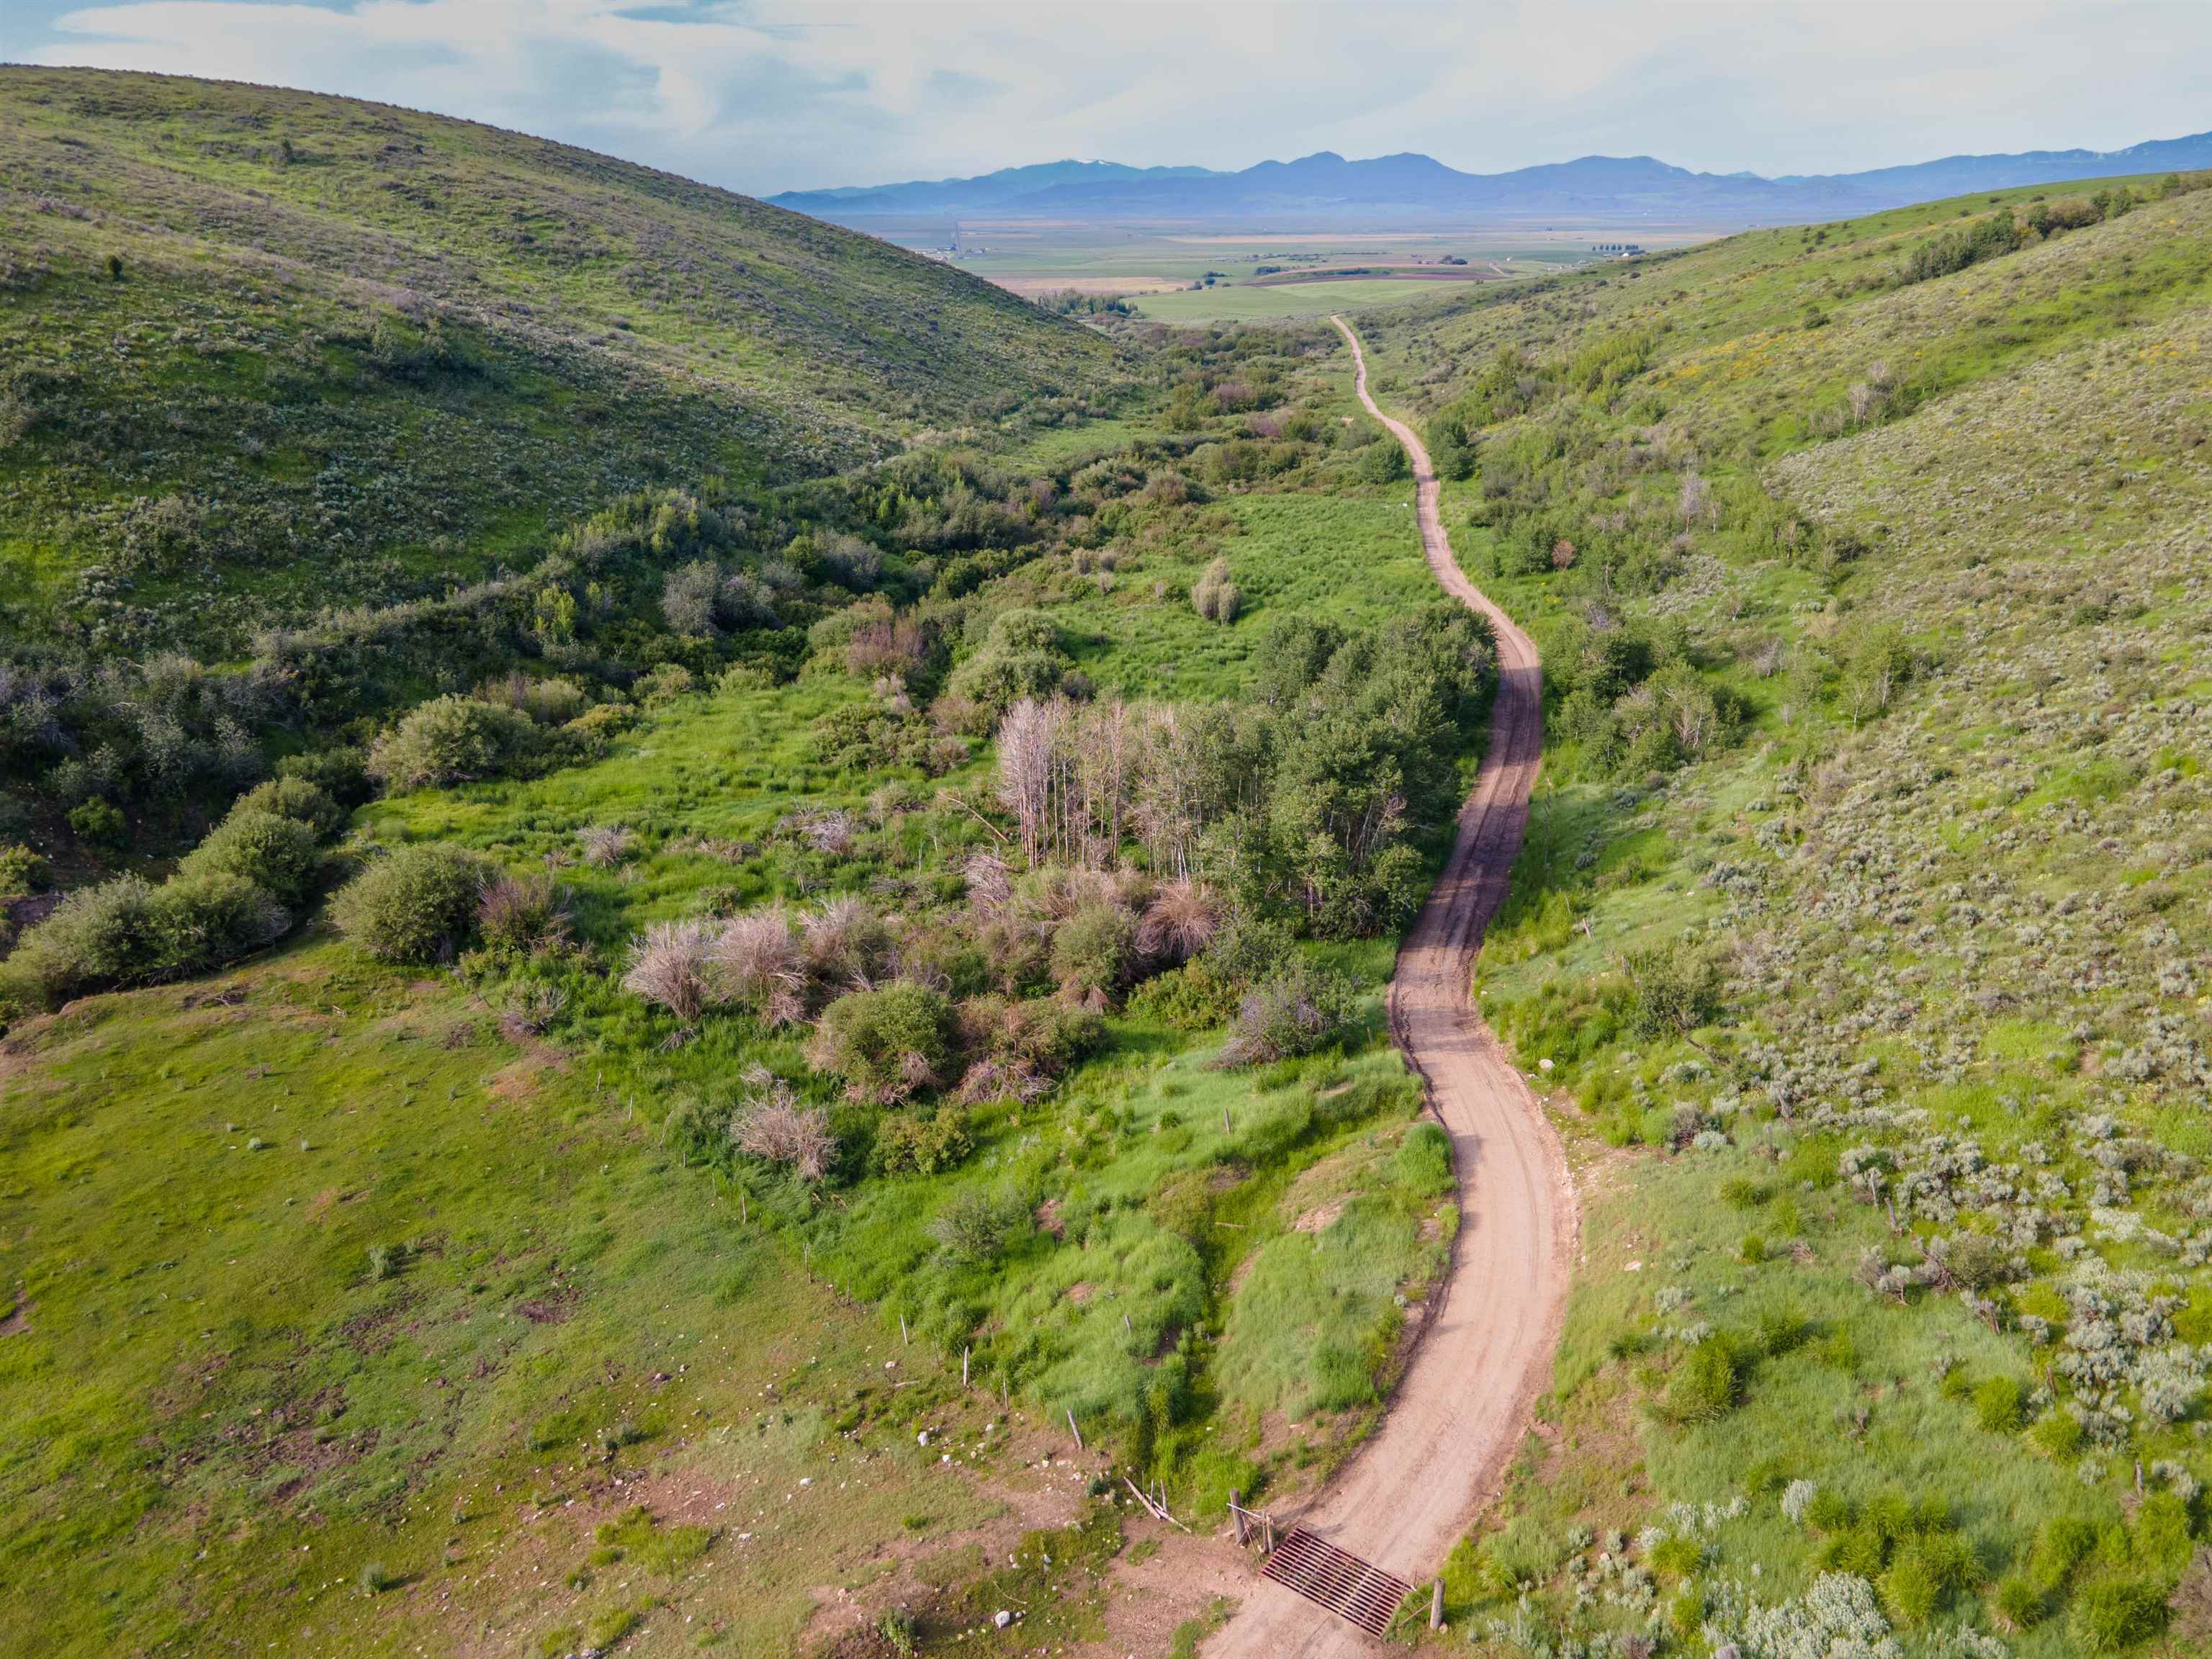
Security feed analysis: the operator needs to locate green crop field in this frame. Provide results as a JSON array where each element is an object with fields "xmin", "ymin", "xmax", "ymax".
[{"xmin": 1127, "ymin": 279, "xmax": 1493, "ymax": 325}]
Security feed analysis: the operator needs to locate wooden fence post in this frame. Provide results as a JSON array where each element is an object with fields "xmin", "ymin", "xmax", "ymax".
[
  {"xmin": 1231, "ymin": 1491, "xmax": 1246, "ymax": 1545},
  {"xmin": 1430, "ymin": 1580, "xmax": 1444, "ymax": 1629}
]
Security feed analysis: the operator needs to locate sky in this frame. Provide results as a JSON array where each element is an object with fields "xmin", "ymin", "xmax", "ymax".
[{"xmin": 7, "ymin": 1, "xmax": 2212, "ymax": 195}]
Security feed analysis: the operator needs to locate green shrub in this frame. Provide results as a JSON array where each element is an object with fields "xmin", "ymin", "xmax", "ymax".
[
  {"xmin": 367, "ymin": 696, "xmax": 541, "ymax": 793},
  {"xmin": 943, "ymin": 608, "xmax": 1071, "ymax": 718},
  {"xmin": 231, "ymin": 776, "xmax": 345, "ymax": 837},
  {"xmin": 1219, "ymin": 961, "xmax": 1361, "ymax": 1066},
  {"xmin": 1974, "ymin": 1375, "xmax": 2027, "ymax": 1433},
  {"xmin": 1740, "ymin": 1233, "xmax": 1768, "ymax": 1264},
  {"xmin": 807, "ymin": 984, "xmax": 956, "ymax": 1103},
  {"xmin": 275, "ymin": 745, "xmax": 372, "ymax": 806},
  {"xmin": 1781, "ymin": 1136, "xmax": 1840, "ymax": 1187},
  {"xmin": 873, "ymin": 1108, "xmax": 974, "ymax": 1175},
  {"xmin": 2068, "ymin": 1578, "xmax": 2167, "ymax": 1653},
  {"xmin": 2131, "ymin": 1491, "xmax": 2195, "ymax": 1578},
  {"xmin": 586, "ymin": 1605, "xmax": 641, "ymax": 1647},
  {"xmin": 1622, "ymin": 939, "xmax": 1723, "ymax": 1040},
  {"xmin": 1647, "ymin": 1532, "xmax": 1704, "ymax": 1579},
  {"xmin": 144, "ymin": 873, "xmax": 289, "ymax": 980},
  {"xmin": 1394, "ymin": 1120, "xmax": 1455, "ymax": 1196},
  {"xmin": 2028, "ymin": 1514, "xmax": 2098, "ymax": 1592},
  {"xmin": 177, "ymin": 809, "xmax": 322, "ymax": 903},
  {"xmin": 964, "ymin": 995, "xmax": 1105, "ymax": 1075},
  {"xmin": 0, "ymin": 843, "xmax": 49, "ymax": 902},
  {"xmin": 927, "ymin": 1190, "xmax": 1030, "ymax": 1266},
  {"xmin": 1753, "ymin": 1305, "xmax": 1812, "ymax": 1357},
  {"xmin": 1307, "ymin": 1343, "xmax": 1376, "ymax": 1411},
  {"xmin": 4, "ymin": 870, "xmax": 288, "ymax": 1007},
  {"xmin": 1719, "ymin": 1175, "xmax": 1771, "ymax": 1209},
  {"xmin": 634, "ymin": 662, "xmax": 695, "ymax": 703},
  {"xmin": 1878, "ymin": 1549, "xmax": 1941, "ymax": 1627},
  {"xmin": 331, "ymin": 844, "xmax": 493, "ymax": 963},
  {"xmin": 68, "ymin": 798, "xmax": 126, "ymax": 847},
  {"xmin": 1659, "ymin": 1338, "xmax": 1742, "ymax": 1424},
  {"xmin": 2031, "ymin": 1411, "xmax": 2085, "ymax": 1461},
  {"xmin": 1995, "ymin": 1573, "xmax": 2046, "ymax": 1629},
  {"xmin": 1478, "ymin": 1514, "xmax": 1568, "ymax": 1593},
  {"xmin": 1127, "ymin": 958, "xmax": 1240, "ymax": 1030},
  {"xmin": 1804, "ymin": 1488, "xmax": 1856, "ymax": 1532},
  {"xmin": 6, "ymin": 876, "xmax": 159, "ymax": 1005},
  {"xmin": 1050, "ymin": 903, "xmax": 1136, "ymax": 1001}
]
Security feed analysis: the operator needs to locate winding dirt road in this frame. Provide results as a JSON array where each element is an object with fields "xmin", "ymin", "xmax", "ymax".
[{"xmin": 1204, "ymin": 319, "xmax": 1574, "ymax": 1657}]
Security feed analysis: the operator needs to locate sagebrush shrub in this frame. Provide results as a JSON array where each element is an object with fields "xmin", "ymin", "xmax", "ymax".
[
  {"xmin": 475, "ymin": 873, "xmax": 570, "ymax": 953},
  {"xmin": 177, "ymin": 809, "xmax": 322, "ymax": 904},
  {"xmin": 622, "ymin": 920, "xmax": 722, "ymax": 1025},
  {"xmin": 1220, "ymin": 961, "xmax": 1359, "ymax": 1066},
  {"xmin": 1050, "ymin": 902, "xmax": 1135, "ymax": 1002},
  {"xmin": 230, "ymin": 776, "xmax": 345, "ymax": 837},
  {"xmin": 927, "ymin": 1190, "xmax": 1029, "ymax": 1265},
  {"xmin": 143, "ymin": 873, "xmax": 289, "ymax": 981},
  {"xmin": 809, "ymin": 983, "xmax": 956, "ymax": 1103},
  {"xmin": 367, "ymin": 696, "xmax": 541, "ymax": 793},
  {"xmin": 1190, "ymin": 557, "xmax": 1243, "ymax": 624},
  {"xmin": 729, "ymin": 1072, "xmax": 834, "ymax": 1182},
  {"xmin": 6, "ymin": 876, "xmax": 158, "ymax": 1005},
  {"xmin": 331, "ymin": 843, "xmax": 492, "ymax": 963},
  {"xmin": 873, "ymin": 1107, "xmax": 973, "ymax": 1175}
]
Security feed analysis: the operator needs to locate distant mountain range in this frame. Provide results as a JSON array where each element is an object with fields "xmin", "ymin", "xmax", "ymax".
[{"xmin": 769, "ymin": 132, "xmax": 2212, "ymax": 228}]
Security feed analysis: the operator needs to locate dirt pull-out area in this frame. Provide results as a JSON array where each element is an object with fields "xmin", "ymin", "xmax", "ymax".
[{"xmin": 1203, "ymin": 319, "xmax": 1577, "ymax": 1658}]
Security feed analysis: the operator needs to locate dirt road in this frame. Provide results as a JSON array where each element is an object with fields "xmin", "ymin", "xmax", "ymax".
[{"xmin": 1203, "ymin": 319, "xmax": 1574, "ymax": 1657}]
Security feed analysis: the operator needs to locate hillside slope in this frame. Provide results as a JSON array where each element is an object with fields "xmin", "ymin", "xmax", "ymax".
[
  {"xmin": 0, "ymin": 68, "xmax": 1115, "ymax": 652},
  {"xmin": 1353, "ymin": 171, "xmax": 2212, "ymax": 1653}
]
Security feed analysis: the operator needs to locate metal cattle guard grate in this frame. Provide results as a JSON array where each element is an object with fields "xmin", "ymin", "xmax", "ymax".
[{"xmin": 1259, "ymin": 1528, "xmax": 1411, "ymax": 1639}]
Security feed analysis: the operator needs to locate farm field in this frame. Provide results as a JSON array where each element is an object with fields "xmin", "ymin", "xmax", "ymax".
[
  {"xmin": 860, "ymin": 220, "xmax": 1715, "ymax": 319},
  {"xmin": 1126, "ymin": 279, "xmax": 1487, "ymax": 325}
]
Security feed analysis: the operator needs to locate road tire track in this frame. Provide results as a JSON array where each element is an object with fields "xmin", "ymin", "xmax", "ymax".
[{"xmin": 1205, "ymin": 316, "xmax": 1575, "ymax": 1657}]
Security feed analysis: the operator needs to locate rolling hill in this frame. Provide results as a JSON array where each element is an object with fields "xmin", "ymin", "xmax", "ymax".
[
  {"xmin": 1352, "ymin": 166, "xmax": 2212, "ymax": 1652},
  {"xmin": 0, "ymin": 68, "xmax": 1118, "ymax": 655}
]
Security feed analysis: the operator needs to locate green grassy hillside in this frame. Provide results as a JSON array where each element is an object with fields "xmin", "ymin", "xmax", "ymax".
[
  {"xmin": 0, "ymin": 288, "xmax": 1498, "ymax": 1655},
  {"xmin": 1354, "ymin": 170, "xmax": 2212, "ymax": 1653},
  {"xmin": 0, "ymin": 68, "xmax": 1116, "ymax": 654}
]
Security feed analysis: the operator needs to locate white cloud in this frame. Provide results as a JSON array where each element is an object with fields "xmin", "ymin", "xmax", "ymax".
[{"xmin": 19, "ymin": 0, "xmax": 2212, "ymax": 194}]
